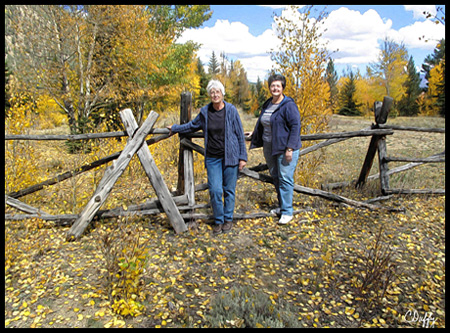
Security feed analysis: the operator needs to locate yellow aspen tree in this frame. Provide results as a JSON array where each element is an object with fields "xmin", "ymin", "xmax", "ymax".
[
  {"xmin": 270, "ymin": 5, "xmax": 332, "ymax": 186},
  {"xmin": 421, "ymin": 62, "xmax": 444, "ymax": 116}
]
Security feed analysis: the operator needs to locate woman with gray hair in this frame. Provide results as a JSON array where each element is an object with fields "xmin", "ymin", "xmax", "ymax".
[{"xmin": 168, "ymin": 80, "xmax": 247, "ymax": 234}]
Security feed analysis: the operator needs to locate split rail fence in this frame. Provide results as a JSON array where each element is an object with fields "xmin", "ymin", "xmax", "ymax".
[{"xmin": 5, "ymin": 93, "xmax": 445, "ymax": 239}]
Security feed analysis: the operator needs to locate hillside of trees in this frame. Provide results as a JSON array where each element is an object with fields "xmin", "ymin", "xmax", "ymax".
[{"xmin": 5, "ymin": 5, "xmax": 445, "ymax": 140}]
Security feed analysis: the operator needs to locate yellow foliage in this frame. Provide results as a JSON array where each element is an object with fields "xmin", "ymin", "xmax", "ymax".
[
  {"xmin": 420, "ymin": 62, "xmax": 444, "ymax": 116},
  {"xmin": 5, "ymin": 94, "xmax": 43, "ymax": 193},
  {"xmin": 35, "ymin": 95, "xmax": 67, "ymax": 129}
]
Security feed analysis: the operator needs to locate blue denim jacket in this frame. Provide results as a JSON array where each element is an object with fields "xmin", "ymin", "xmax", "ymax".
[
  {"xmin": 250, "ymin": 96, "xmax": 301, "ymax": 155},
  {"xmin": 171, "ymin": 101, "xmax": 248, "ymax": 167}
]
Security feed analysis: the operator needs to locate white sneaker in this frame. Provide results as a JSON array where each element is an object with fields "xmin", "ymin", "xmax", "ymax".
[
  {"xmin": 278, "ymin": 215, "xmax": 293, "ymax": 225},
  {"xmin": 270, "ymin": 208, "xmax": 281, "ymax": 215}
]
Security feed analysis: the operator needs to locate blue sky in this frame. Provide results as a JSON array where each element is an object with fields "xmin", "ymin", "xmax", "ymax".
[{"xmin": 178, "ymin": 5, "xmax": 445, "ymax": 82}]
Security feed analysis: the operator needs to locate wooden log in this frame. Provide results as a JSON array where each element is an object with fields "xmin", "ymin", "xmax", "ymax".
[
  {"xmin": 177, "ymin": 92, "xmax": 196, "ymax": 207},
  {"xmin": 184, "ymin": 149, "xmax": 195, "ymax": 206},
  {"xmin": 384, "ymin": 156, "xmax": 445, "ymax": 163},
  {"xmin": 120, "ymin": 109, "xmax": 187, "ymax": 234},
  {"xmin": 6, "ymin": 133, "xmax": 170, "ymax": 199},
  {"xmin": 300, "ymin": 128, "xmax": 393, "ymax": 140},
  {"xmin": 377, "ymin": 136, "xmax": 390, "ymax": 195},
  {"xmin": 108, "ymin": 195, "xmax": 188, "ymax": 213},
  {"xmin": 375, "ymin": 96, "xmax": 393, "ymax": 124},
  {"xmin": 5, "ymin": 195, "xmax": 190, "ymax": 226},
  {"xmin": 180, "ymin": 209, "xmax": 312, "ymax": 222},
  {"xmin": 5, "ymin": 213, "xmax": 78, "ymax": 225},
  {"xmin": 240, "ymin": 168, "xmax": 403, "ymax": 212},
  {"xmin": 66, "ymin": 110, "xmax": 159, "ymax": 240},
  {"xmin": 181, "ymin": 138, "xmax": 204, "ymax": 155},
  {"xmin": 382, "ymin": 151, "xmax": 445, "ymax": 176},
  {"xmin": 5, "ymin": 195, "xmax": 51, "ymax": 216},
  {"xmin": 385, "ymin": 188, "xmax": 445, "ymax": 195},
  {"xmin": 377, "ymin": 124, "xmax": 445, "ymax": 133},
  {"xmin": 322, "ymin": 151, "xmax": 445, "ymax": 190},
  {"xmin": 188, "ymin": 128, "xmax": 394, "ymax": 141},
  {"xmin": 355, "ymin": 133, "xmax": 382, "ymax": 189},
  {"xmin": 4, "ymin": 128, "xmax": 170, "ymax": 141},
  {"xmin": 176, "ymin": 92, "xmax": 193, "ymax": 195},
  {"xmin": 356, "ymin": 97, "xmax": 394, "ymax": 189}
]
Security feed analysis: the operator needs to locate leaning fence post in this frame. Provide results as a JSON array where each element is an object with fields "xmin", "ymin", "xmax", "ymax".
[
  {"xmin": 120, "ymin": 109, "xmax": 187, "ymax": 234},
  {"xmin": 356, "ymin": 96, "xmax": 393, "ymax": 189},
  {"xmin": 66, "ymin": 110, "xmax": 159, "ymax": 240}
]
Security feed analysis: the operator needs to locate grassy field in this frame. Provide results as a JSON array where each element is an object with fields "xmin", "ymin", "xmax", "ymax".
[{"xmin": 5, "ymin": 112, "xmax": 445, "ymax": 328}]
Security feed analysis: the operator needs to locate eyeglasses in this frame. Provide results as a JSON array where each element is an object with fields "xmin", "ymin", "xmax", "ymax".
[{"xmin": 209, "ymin": 90, "xmax": 222, "ymax": 96}]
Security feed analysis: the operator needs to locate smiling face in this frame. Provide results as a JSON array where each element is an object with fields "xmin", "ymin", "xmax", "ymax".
[
  {"xmin": 269, "ymin": 80, "xmax": 284, "ymax": 100},
  {"xmin": 209, "ymin": 88, "xmax": 224, "ymax": 105}
]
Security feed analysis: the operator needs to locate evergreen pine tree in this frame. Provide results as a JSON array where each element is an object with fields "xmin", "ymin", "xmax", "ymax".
[
  {"xmin": 325, "ymin": 58, "xmax": 339, "ymax": 112},
  {"xmin": 338, "ymin": 70, "xmax": 361, "ymax": 116},
  {"xmin": 208, "ymin": 51, "xmax": 220, "ymax": 77},
  {"xmin": 398, "ymin": 56, "xmax": 421, "ymax": 116},
  {"xmin": 195, "ymin": 57, "xmax": 211, "ymax": 108},
  {"xmin": 255, "ymin": 77, "xmax": 268, "ymax": 116}
]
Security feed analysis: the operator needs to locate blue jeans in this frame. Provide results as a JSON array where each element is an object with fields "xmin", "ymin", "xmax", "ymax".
[
  {"xmin": 205, "ymin": 157, "xmax": 239, "ymax": 225},
  {"xmin": 263, "ymin": 141, "xmax": 299, "ymax": 216}
]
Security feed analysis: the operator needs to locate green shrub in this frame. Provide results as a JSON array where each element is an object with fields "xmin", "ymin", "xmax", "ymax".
[{"xmin": 206, "ymin": 285, "xmax": 300, "ymax": 328}]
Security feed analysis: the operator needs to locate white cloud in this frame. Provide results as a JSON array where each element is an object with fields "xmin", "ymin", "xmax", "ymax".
[
  {"xmin": 177, "ymin": 5, "xmax": 445, "ymax": 82},
  {"xmin": 388, "ymin": 19, "xmax": 445, "ymax": 50},
  {"xmin": 404, "ymin": 5, "xmax": 436, "ymax": 20},
  {"xmin": 177, "ymin": 19, "xmax": 279, "ymax": 82},
  {"xmin": 322, "ymin": 7, "xmax": 392, "ymax": 65}
]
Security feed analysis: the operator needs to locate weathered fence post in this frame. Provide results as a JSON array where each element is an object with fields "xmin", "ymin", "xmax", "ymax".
[
  {"xmin": 356, "ymin": 96, "xmax": 393, "ymax": 191},
  {"xmin": 120, "ymin": 109, "xmax": 187, "ymax": 234},
  {"xmin": 66, "ymin": 110, "xmax": 159, "ymax": 240},
  {"xmin": 176, "ymin": 92, "xmax": 195, "ymax": 207}
]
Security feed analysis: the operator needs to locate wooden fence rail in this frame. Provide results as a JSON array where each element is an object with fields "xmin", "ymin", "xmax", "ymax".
[{"xmin": 5, "ymin": 92, "xmax": 445, "ymax": 238}]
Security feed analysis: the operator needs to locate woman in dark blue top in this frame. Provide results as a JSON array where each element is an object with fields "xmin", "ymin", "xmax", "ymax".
[
  {"xmin": 168, "ymin": 80, "xmax": 247, "ymax": 234},
  {"xmin": 248, "ymin": 74, "xmax": 301, "ymax": 225}
]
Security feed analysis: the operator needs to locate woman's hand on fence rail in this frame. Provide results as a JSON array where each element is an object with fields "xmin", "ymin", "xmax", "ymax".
[
  {"xmin": 166, "ymin": 125, "xmax": 174, "ymax": 136},
  {"xmin": 239, "ymin": 160, "xmax": 247, "ymax": 171}
]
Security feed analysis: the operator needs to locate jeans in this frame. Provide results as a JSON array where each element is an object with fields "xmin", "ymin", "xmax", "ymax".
[
  {"xmin": 263, "ymin": 141, "xmax": 299, "ymax": 216},
  {"xmin": 205, "ymin": 157, "xmax": 239, "ymax": 225}
]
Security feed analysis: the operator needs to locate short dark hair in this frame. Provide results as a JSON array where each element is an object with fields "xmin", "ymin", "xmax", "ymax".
[{"xmin": 268, "ymin": 74, "xmax": 286, "ymax": 90}]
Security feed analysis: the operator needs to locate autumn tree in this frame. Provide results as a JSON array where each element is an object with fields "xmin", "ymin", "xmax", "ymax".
[
  {"xmin": 421, "ymin": 39, "xmax": 445, "ymax": 117},
  {"xmin": 5, "ymin": 5, "xmax": 211, "ymax": 139},
  {"xmin": 270, "ymin": 5, "xmax": 331, "ymax": 186},
  {"xmin": 397, "ymin": 56, "xmax": 422, "ymax": 116},
  {"xmin": 367, "ymin": 38, "xmax": 409, "ymax": 115},
  {"xmin": 271, "ymin": 5, "xmax": 331, "ymax": 136}
]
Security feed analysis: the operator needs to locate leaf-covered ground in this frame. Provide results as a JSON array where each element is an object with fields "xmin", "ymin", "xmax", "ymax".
[
  {"xmin": 5, "ymin": 194, "xmax": 445, "ymax": 328},
  {"xmin": 5, "ymin": 114, "xmax": 445, "ymax": 328}
]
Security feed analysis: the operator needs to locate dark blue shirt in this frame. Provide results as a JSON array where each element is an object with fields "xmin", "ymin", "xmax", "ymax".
[{"xmin": 171, "ymin": 101, "xmax": 248, "ymax": 166}]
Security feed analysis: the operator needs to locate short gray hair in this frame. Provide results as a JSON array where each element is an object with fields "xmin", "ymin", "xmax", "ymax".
[{"xmin": 206, "ymin": 79, "xmax": 225, "ymax": 96}]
